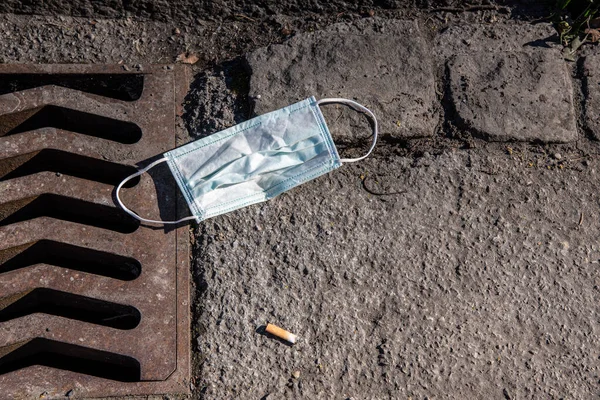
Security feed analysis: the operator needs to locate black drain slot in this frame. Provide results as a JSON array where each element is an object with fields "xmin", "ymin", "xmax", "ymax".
[
  {"xmin": 0, "ymin": 338, "xmax": 141, "ymax": 382},
  {"xmin": 0, "ymin": 240, "xmax": 141, "ymax": 281},
  {"xmin": 0, "ymin": 105, "xmax": 142, "ymax": 144},
  {"xmin": 0, "ymin": 288, "xmax": 141, "ymax": 330},
  {"xmin": 0, "ymin": 74, "xmax": 144, "ymax": 102},
  {"xmin": 0, "ymin": 149, "xmax": 140, "ymax": 187},
  {"xmin": 0, "ymin": 194, "xmax": 140, "ymax": 233}
]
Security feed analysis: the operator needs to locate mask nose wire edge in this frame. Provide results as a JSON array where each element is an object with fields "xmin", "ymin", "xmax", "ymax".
[{"xmin": 316, "ymin": 98, "xmax": 378, "ymax": 163}]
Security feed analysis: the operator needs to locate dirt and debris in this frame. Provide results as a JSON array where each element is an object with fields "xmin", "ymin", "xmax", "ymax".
[{"xmin": 176, "ymin": 53, "xmax": 200, "ymax": 65}]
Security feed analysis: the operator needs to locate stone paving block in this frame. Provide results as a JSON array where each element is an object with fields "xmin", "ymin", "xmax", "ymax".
[
  {"xmin": 436, "ymin": 23, "xmax": 559, "ymax": 58},
  {"xmin": 582, "ymin": 54, "xmax": 600, "ymax": 140},
  {"xmin": 195, "ymin": 149, "xmax": 600, "ymax": 399},
  {"xmin": 0, "ymin": 1, "xmax": 404, "ymax": 24},
  {"xmin": 246, "ymin": 20, "xmax": 438, "ymax": 141},
  {"xmin": 448, "ymin": 50, "xmax": 577, "ymax": 143}
]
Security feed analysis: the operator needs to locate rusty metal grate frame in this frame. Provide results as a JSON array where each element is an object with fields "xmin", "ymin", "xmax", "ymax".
[{"xmin": 0, "ymin": 64, "xmax": 191, "ymax": 399}]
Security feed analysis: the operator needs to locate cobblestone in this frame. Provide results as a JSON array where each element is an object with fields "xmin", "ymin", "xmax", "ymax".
[
  {"xmin": 582, "ymin": 54, "xmax": 600, "ymax": 140},
  {"xmin": 448, "ymin": 50, "xmax": 577, "ymax": 143},
  {"xmin": 435, "ymin": 23, "xmax": 559, "ymax": 58},
  {"xmin": 247, "ymin": 20, "xmax": 438, "ymax": 141}
]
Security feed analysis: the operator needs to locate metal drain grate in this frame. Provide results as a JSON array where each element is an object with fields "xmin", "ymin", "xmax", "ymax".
[{"xmin": 0, "ymin": 65, "xmax": 191, "ymax": 398}]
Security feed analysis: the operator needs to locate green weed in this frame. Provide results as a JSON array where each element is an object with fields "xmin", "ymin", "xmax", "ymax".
[{"xmin": 554, "ymin": 0, "xmax": 600, "ymax": 60}]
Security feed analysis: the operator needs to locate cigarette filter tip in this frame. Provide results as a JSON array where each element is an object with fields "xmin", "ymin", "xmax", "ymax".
[{"xmin": 265, "ymin": 323, "xmax": 297, "ymax": 344}]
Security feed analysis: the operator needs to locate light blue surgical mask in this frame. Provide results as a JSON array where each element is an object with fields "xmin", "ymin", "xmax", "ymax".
[{"xmin": 116, "ymin": 97, "xmax": 378, "ymax": 224}]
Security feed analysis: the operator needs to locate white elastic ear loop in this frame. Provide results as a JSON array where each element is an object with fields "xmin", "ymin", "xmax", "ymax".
[
  {"xmin": 316, "ymin": 98, "xmax": 378, "ymax": 163},
  {"xmin": 116, "ymin": 157, "xmax": 197, "ymax": 225}
]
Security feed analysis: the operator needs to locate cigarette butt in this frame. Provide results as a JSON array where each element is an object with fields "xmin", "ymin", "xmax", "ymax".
[{"xmin": 265, "ymin": 323, "xmax": 297, "ymax": 344}]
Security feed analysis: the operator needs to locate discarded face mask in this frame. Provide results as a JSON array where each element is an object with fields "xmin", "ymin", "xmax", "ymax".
[{"xmin": 116, "ymin": 97, "xmax": 378, "ymax": 224}]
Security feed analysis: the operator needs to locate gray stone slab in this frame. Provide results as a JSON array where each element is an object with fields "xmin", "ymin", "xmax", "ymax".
[
  {"xmin": 195, "ymin": 149, "xmax": 600, "ymax": 399},
  {"xmin": 448, "ymin": 50, "xmax": 577, "ymax": 143},
  {"xmin": 582, "ymin": 54, "xmax": 600, "ymax": 140},
  {"xmin": 436, "ymin": 23, "xmax": 559, "ymax": 59},
  {"xmin": 246, "ymin": 20, "xmax": 438, "ymax": 141},
  {"xmin": 0, "ymin": 0, "xmax": 401, "ymax": 23}
]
